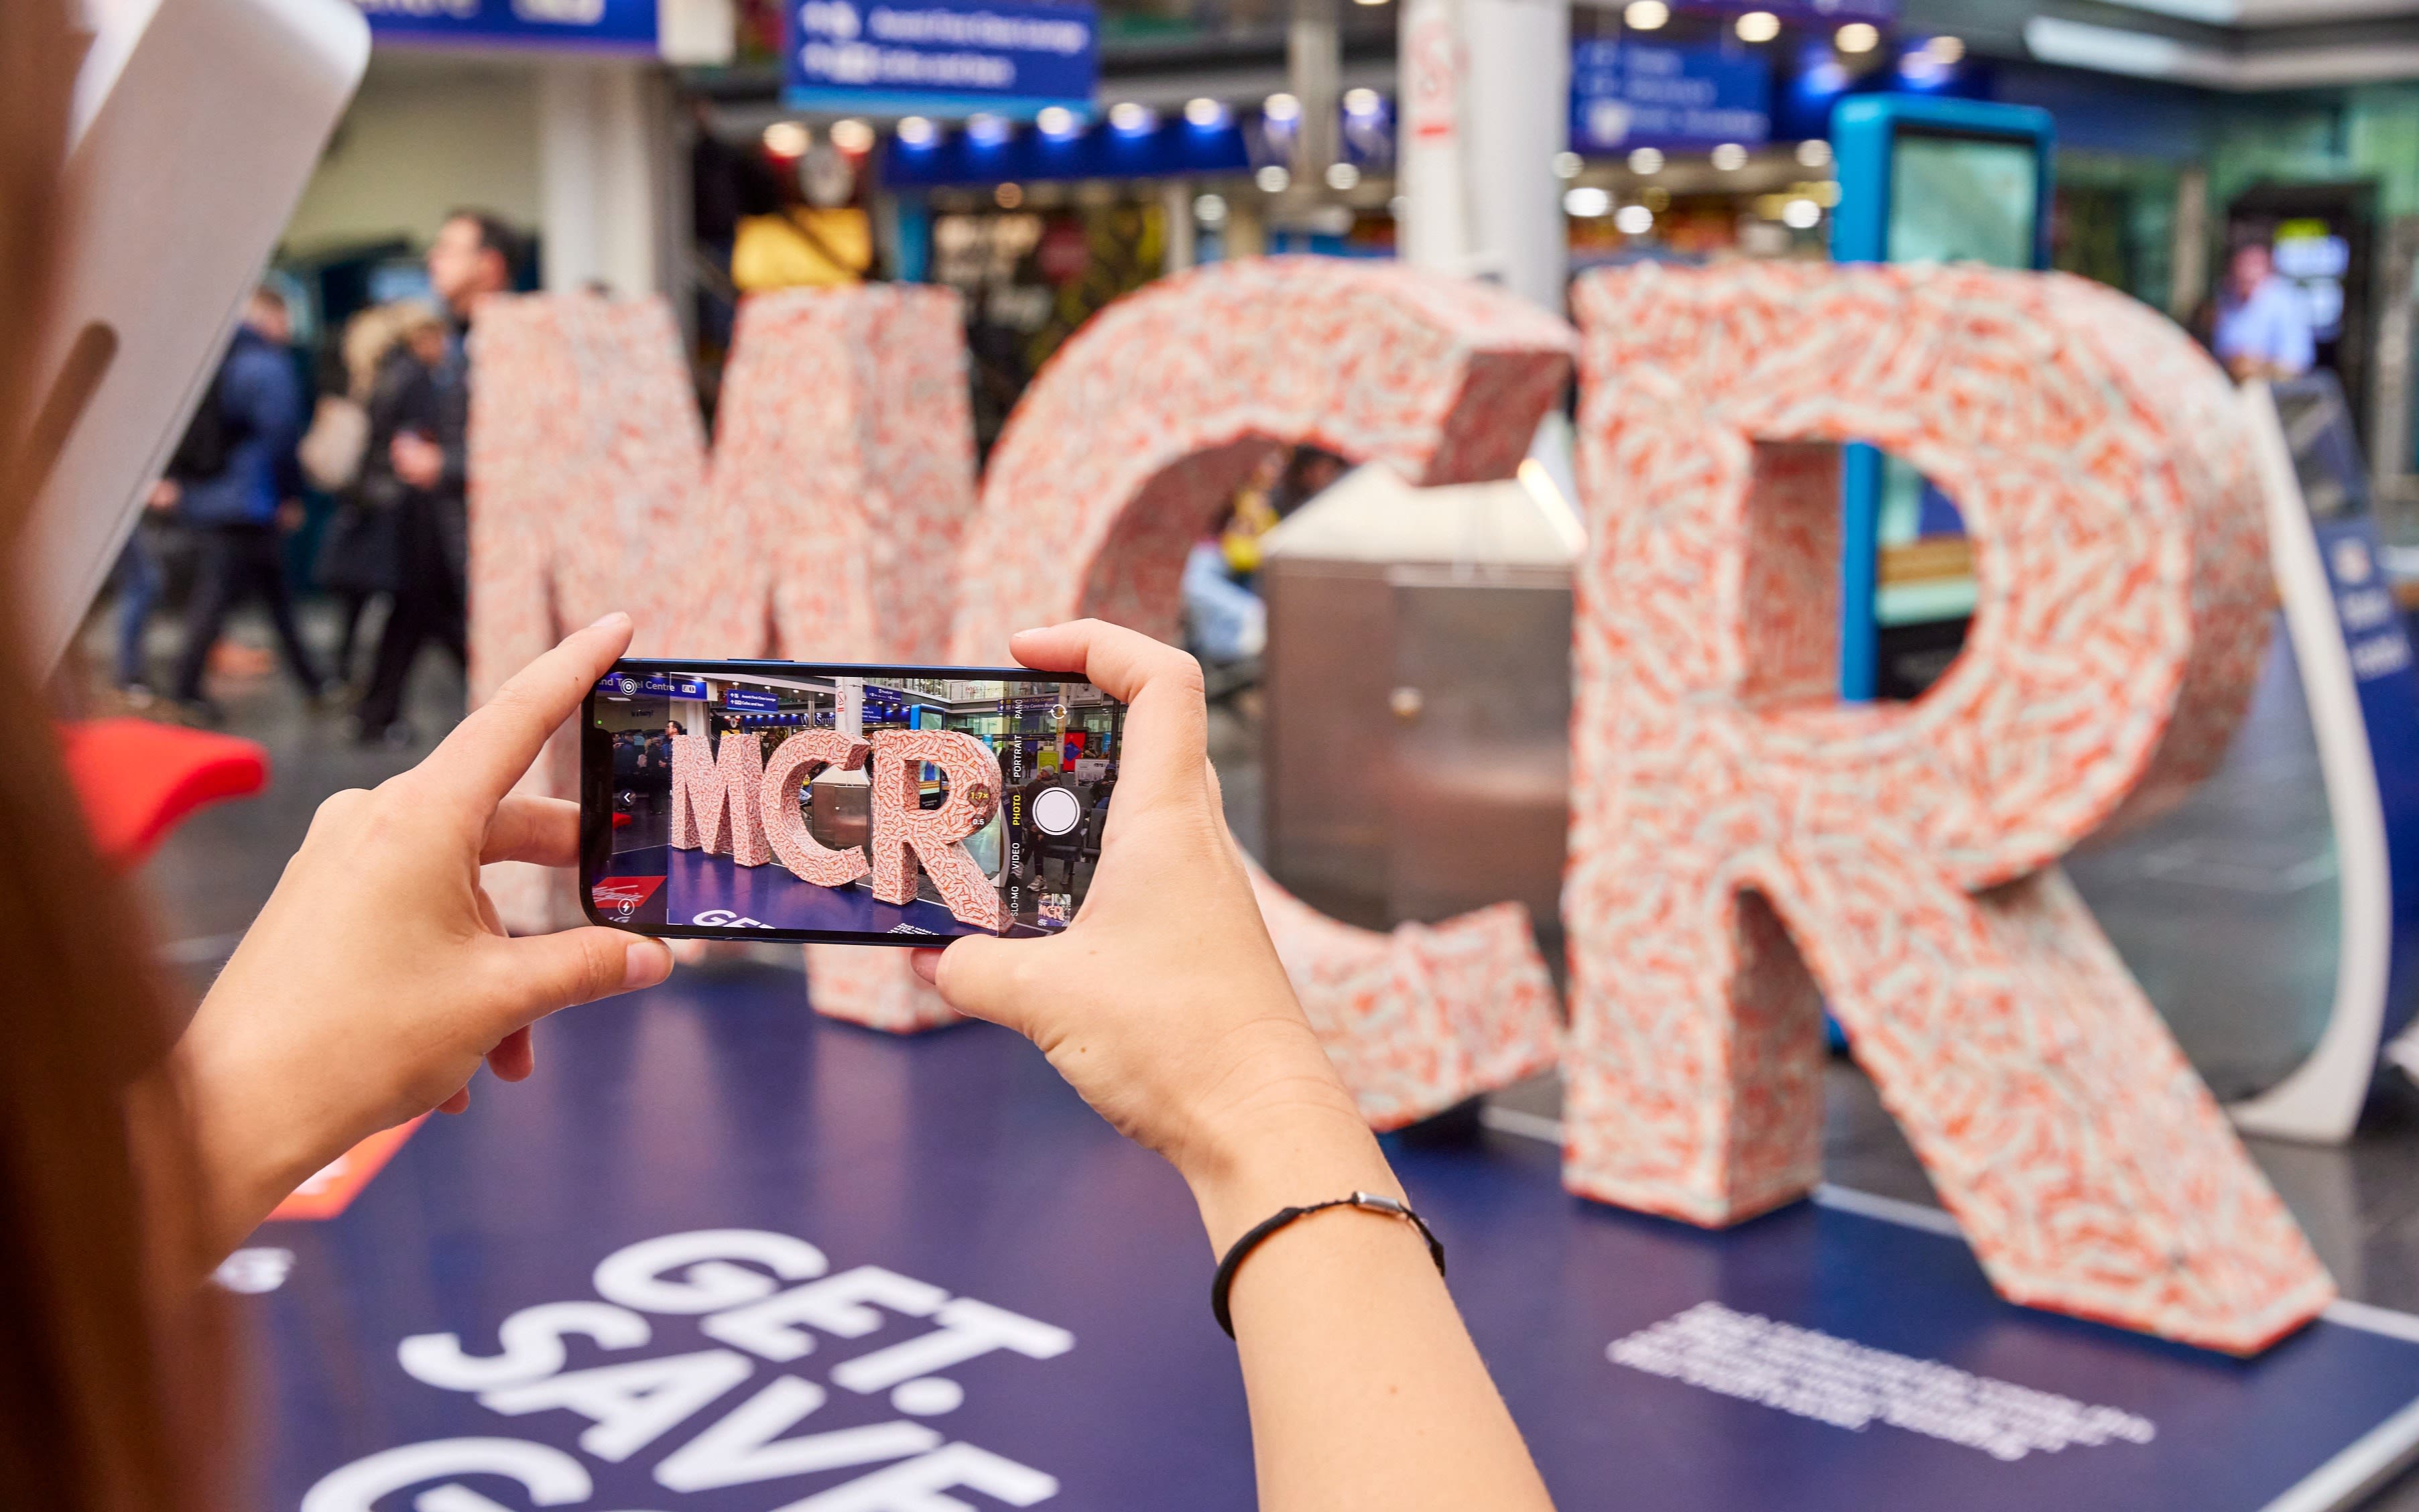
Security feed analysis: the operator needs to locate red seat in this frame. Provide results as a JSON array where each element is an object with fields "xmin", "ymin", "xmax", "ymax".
[{"xmin": 59, "ymin": 716, "xmax": 269, "ymax": 869}]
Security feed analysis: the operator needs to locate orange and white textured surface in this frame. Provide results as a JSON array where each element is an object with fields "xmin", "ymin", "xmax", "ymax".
[
  {"xmin": 670, "ymin": 731, "xmax": 771, "ymax": 867},
  {"xmin": 1564, "ymin": 261, "xmax": 2329, "ymax": 1353},
  {"xmin": 761, "ymin": 732, "xmax": 872, "ymax": 887},
  {"xmin": 467, "ymin": 286, "xmax": 975, "ymax": 1029},
  {"xmin": 948, "ymin": 256, "xmax": 1579, "ymax": 659},
  {"xmin": 868, "ymin": 729, "xmax": 1009, "ymax": 932},
  {"xmin": 948, "ymin": 257, "xmax": 1572, "ymax": 1115},
  {"xmin": 1251, "ymin": 864, "xmax": 1562, "ymax": 1130}
]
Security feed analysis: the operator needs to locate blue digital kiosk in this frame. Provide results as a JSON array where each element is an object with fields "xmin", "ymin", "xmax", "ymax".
[{"xmin": 1830, "ymin": 96, "xmax": 2054, "ymax": 703}]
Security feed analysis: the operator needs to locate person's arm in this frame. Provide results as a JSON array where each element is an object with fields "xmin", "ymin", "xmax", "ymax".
[
  {"xmin": 165, "ymin": 615, "xmax": 674, "ymax": 1265},
  {"xmin": 916, "ymin": 621, "xmax": 1554, "ymax": 1512}
]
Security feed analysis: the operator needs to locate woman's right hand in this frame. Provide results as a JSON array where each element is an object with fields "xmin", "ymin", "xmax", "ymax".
[
  {"xmin": 916, "ymin": 620, "xmax": 1555, "ymax": 1512},
  {"xmin": 911, "ymin": 620, "xmax": 1391, "ymax": 1249}
]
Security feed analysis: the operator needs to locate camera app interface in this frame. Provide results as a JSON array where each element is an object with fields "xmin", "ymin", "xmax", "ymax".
[{"xmin": 592, "ymin": 668, "xmax": 1123, "ymax": 938}]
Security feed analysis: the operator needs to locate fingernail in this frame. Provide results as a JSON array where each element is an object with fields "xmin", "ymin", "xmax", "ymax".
[
  {"xmin": 623, "ymin": 940, "xmax": 671, "ymax": 990},
  {"xmin": 587, "ymin": 611, "xmax": 631, "ymax": 631}
]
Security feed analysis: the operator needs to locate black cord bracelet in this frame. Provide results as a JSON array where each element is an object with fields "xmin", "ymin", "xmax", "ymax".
[{"xmin": 1211, "ymin": 1191, "xmax": 1446, "ymax": 1338}]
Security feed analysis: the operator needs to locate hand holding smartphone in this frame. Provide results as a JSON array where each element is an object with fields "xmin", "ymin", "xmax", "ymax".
[{"xmin": 581, "ymin": 659, "xmax": 1125, "ymax": 944}]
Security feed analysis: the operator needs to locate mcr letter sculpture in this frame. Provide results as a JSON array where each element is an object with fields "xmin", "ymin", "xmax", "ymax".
[
  {"xmin": 1564, "ymin": 261, "xmax": 2331, "ymax": 1354},
  {"xmin": 671, "ymin": 728, "xmax": 1007, "ymax": 932},
  {"xmin": 473, "ymin": 256, "xmax": 2334, "ymax": 1351}
]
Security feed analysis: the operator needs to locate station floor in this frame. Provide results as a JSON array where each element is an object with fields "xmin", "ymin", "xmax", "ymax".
[{"xmin": 108, "ymin": 605, "xmax": 2419, "ymax": 1509}]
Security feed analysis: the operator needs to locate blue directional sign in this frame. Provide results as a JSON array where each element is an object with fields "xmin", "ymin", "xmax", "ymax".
[
  {"xmin": 723, "ymin": 686, "xmax": 782, "ymax": 712},
  {"xmin": 1570, "ymin": 41, "xmax": 1770, "ymax": 151},
  {"xmin": 784, "ymin": 0, "xmax": 1099, "ymax": 121},
  {"xmin": 642, "ymin": 672, "xmax": 708, "ymax": 700},
  {"xmin": 349, "ymin": 0, "xmax": 658, "ymax": 52}
]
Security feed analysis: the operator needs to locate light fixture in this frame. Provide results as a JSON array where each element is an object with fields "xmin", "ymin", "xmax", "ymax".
[
  {"xmin": 1343, "ymin": 87, "xmax": 1383, "ymax": 117},
  {"xmin": 896, "ymin": 115, "xmax": 937, "ymax": 147},
  {"xmin": 1796, "ymin": 137, "xmax": 1831, "ymax": 168},
  {"xmin": 1257, "ymin": 164, "xmax": 1291, "ymax": 192},
  {"xmin": 1389, "ymin": 194, "xmax": 1410, "ymax": 218},
  {"xmin": 1194, "ymin": 192, "xmax": 1229, "ymax": 225},
  {"xmin": 1711, "ymin": 141, "xmax": 1748, "ymax": 170},
  {"xmin": 1898, "ymin": 52, "xmax": 1946, "ymax": 84},
  {"xmin": 1623, "ymin": 0, "xmax": 1668, "ymax": 28},
  {"xmin": 1782, "ymin": 198, "xmax": 1822, "ymax": 229},
  {"xmin": 1109, "ymin": 101, "xmax": 1155, "ymax": 133},
  {"xmin": 1326, "ymin": 161, "xmax": 1361, "ymax": 190},
  {"xmin": 1553, "ymin": 150, "xmax": 1583, "ymax": 179},
  {"xmin": 761, "ymin": 121, "xmax": 810, "ymax": 157},
  {"xmin": 1926, "ymin": 34, "xmax": 1965, "ymax": 62},
  {"xmin": 1735, "ymin": 9, "xmax": 1780, "ymax": 42},
  {"xmin": 1184, "ymin": 96, "xmax": 1227, "ymax": 127},
  {"xmin": 1835, "ymin": 21, "xmax": 1878, "ymax": 53},
  {"xmin": 1614, "ymin": 202, "xmax": 1654, "ymax": 235},
  {"xmin": 1036, "ymin": 105, "xmax": 1080, "ymax": 137},
  {"xmin": 1263, "ymin": 92, "xmax": 1301, "ymax": 123},
  {"xmin": 967, "ymin": 113, "xmax": 1011, "ymax": 147},
  {"xmin": 1563, "ymin": 185, "xmax": 1613, "ymax": 218},
  {"xmin": 1627, "ymin": 145, "xmax": 1664, "ymax": 174},
  {"xmin": 828, "ymin": 118, "xmax": 874, "ymax": 153},
  {"xmin": 995, "ymin": 182, "xmax": 1024, "ymax": 208}
]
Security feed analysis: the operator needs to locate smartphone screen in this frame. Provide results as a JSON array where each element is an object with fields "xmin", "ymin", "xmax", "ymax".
[{"xmin": 581, "ymin": 659, "xmax": 1124, "ymax": 944}]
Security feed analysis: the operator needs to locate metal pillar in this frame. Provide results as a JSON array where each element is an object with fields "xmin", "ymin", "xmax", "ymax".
[
  {"xmin": 1397, "ymin": 0, "xmax": 1567, "ymax": 311},
  {"xmin": 537, "ymin": 59, "xmax": 676, "ymax": 298}
]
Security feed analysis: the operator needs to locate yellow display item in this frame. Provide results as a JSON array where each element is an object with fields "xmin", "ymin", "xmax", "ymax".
[{"xmin": 733, "ymin": 207, "xmax": 874, "ymax": 292}]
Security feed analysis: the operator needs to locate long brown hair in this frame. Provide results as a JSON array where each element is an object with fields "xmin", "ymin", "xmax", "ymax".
[{"xmin": 0, "ymin": 2, "xmax": 228, "ymax": 1507}]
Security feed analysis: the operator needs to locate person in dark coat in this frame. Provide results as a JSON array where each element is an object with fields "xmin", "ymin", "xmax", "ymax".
[
  {"xmin": 168, "ymin": 285, "xmax": 329, "ymax": 722},
  {"xmin": 355, "ymin": 212, "xmax": 522, "ymax": 745},
  {"xmin": 314, "ymin": 302, "xmax": 441, "ymax": 686}
]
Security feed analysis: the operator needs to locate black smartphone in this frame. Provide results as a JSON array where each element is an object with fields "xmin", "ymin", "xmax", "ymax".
[{"xmin": 580, "ymin": 659, "xmax": 1125, "ymax": 944}]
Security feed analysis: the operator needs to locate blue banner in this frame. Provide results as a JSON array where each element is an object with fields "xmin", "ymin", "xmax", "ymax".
[
  {"xmin": 1570, "ymin": 41, "xmax": 1770, "ymax": 151},
  {"xmin": 1690, "ymin": 0, "xmax": 1894, "ymax": 21},
  {"xmin": 350, "ymin": 0, "xmax": 658, "ymax": 52},
  {"xmin": 784, "ymin": 0, "xmax": 1097, "ymax": 119},
  {"xmin": 724, "ymin": 686, "xmax": 782, "ymax": 712}
]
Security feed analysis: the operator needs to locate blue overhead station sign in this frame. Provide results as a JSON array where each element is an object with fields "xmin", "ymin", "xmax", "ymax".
[
  {"xmin": 350, "ymin": 0, "xmax": 659, "ymax": 52},
  {"xmin": 723, "ymin": 686, "xmax": 783, "ymax": 712},
  {"xmin": 1570, "ymin": 42, "xmax": 1772, "ymax": 151},
  {"xmin": 784, "ymin": 0, "xmax": 1099, "ymax": 120}
]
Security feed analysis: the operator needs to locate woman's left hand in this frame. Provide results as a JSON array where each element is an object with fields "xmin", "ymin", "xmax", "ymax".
[{"xmin": 175, "ymin": 613, "xmax": 673, "ymax": 1259}]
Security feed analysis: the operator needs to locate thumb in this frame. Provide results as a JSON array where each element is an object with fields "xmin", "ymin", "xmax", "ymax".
[
  {"xmin": 928, "ymin": 933, "xmax": 1038, "ymax": 1034},
  {"xmin": 493, "ymin": 927, "xmax": 674, "ymax": 1021}
]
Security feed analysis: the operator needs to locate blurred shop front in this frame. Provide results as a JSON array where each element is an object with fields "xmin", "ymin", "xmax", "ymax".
[{"xmin": 283, "ymin": 0, "xmax": 736, "ymax": 346}]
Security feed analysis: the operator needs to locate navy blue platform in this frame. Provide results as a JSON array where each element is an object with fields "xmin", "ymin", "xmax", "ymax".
[
  {"xmin": 249, "ymin": 964, "xmax": 2419, "ymax": 1511},
  {"xmin": 603, "ymin": 842, "xmax": 1003, "ymax": 937}
]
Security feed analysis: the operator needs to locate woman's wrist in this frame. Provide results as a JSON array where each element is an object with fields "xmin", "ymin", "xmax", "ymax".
[{"xmin": 1181, "ymin": 1096, "xmax": 1400, "ymax": 1255}]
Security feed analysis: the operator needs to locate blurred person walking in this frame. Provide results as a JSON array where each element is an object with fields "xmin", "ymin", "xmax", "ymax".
[
  {"xmin": 311, "ymin": 301, "xmax": 442, "ymax": 689},
  {"xmin": 109, "ymin": 475, "xmax": 188, "ymax": 703},
  {"xmin": 355, "ymin": 212, "xmax": 520, "ymax": 745},
  {"xmin": 166, "ymin": 284, "xmax": 330, "ymax": 724}
]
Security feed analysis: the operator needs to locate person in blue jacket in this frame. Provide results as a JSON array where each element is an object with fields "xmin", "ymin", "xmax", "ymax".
[{"xmin": 166, "ymin": 284, "xmax": 329, "ymax": 722}]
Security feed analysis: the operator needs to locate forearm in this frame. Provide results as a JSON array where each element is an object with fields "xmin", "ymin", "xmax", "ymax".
[{"xmin": 1188, "ymin": 1107, "xmax": 1556, "ymax": 1512}]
